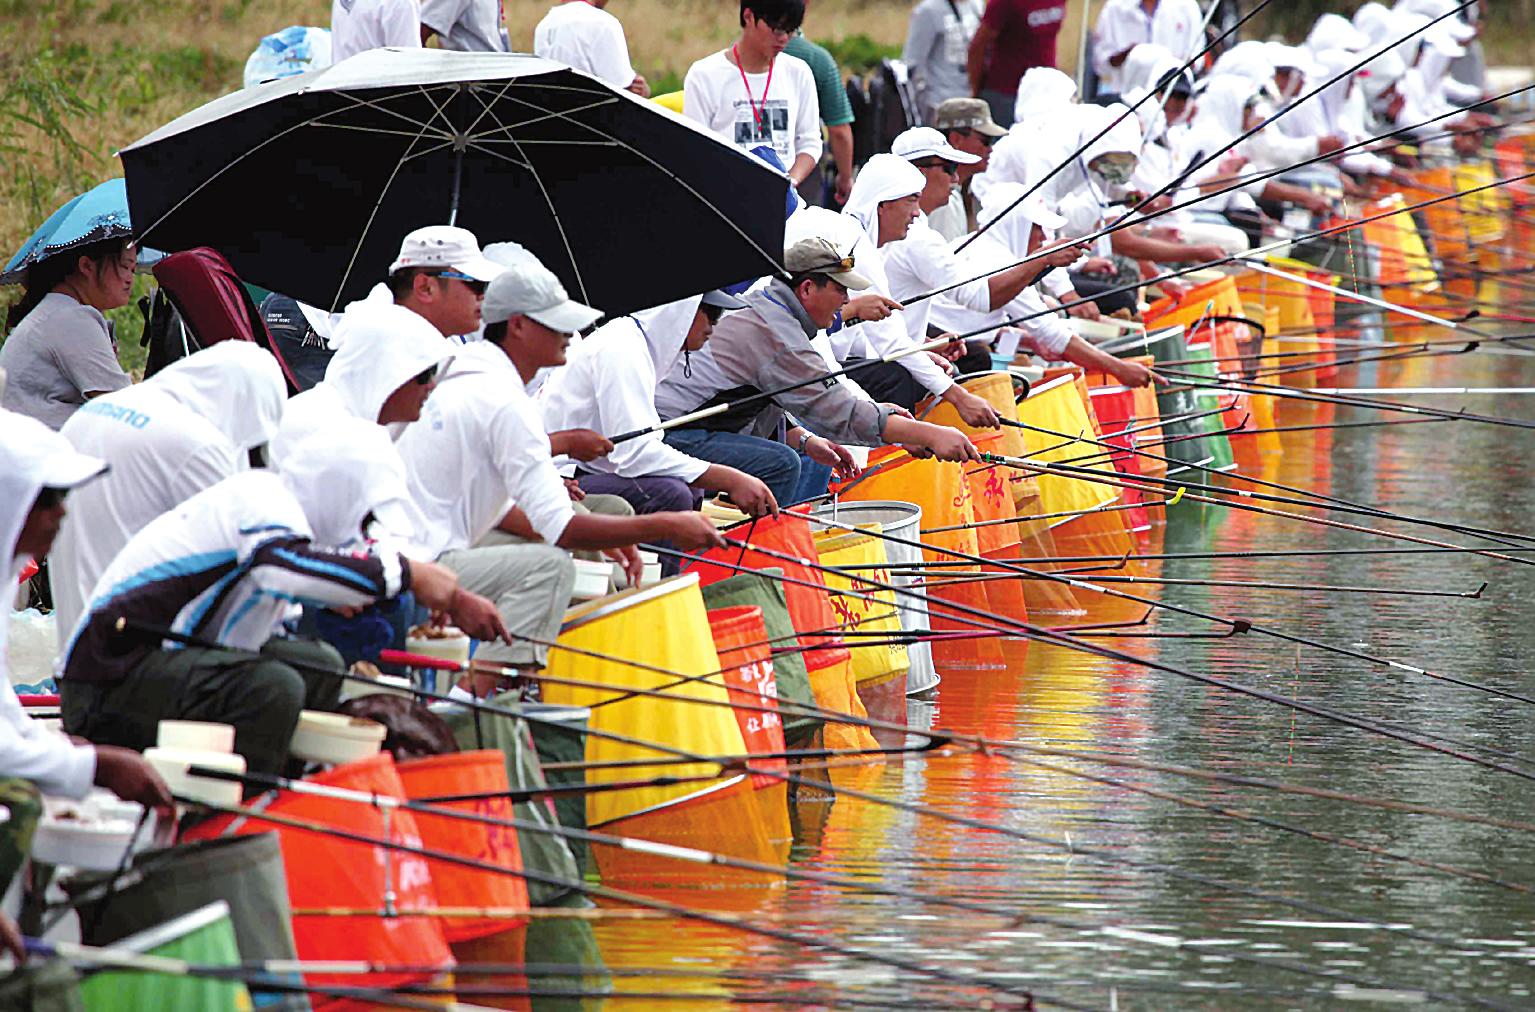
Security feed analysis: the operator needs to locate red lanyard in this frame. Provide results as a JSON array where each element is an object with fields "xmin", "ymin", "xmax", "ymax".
[{"xmin": 731, "ymin": 44, "xmax": 774, "ymax": 131}]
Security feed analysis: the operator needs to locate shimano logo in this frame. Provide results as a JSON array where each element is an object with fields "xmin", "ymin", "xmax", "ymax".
[
  {"xmin": 1027, "ymin": 4, "xmax": 1064, "ymax": 27},
  {"xmin": 79, "ymin": 400, "xmax": 150, "ymax": 429}
]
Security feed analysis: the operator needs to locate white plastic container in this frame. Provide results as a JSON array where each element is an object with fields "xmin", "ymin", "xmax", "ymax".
[
  {"xmin": 571, "ymin": 558, "xmax": 613, "ymax": 601},
  {"xmin": 288, "ymin": 711, "xmax": 386, "ymax": 766},
  {"xmin": 144, "ymin": 747, "xmax": 246, "ymax": 808},
  {"xmin": 341, "ymin": 672, "xmax": 415, "ymax": 702},
  {"xmin": 404, "ymin": 627, "xmax": 470, "ymax": 696},
  {"xmin": 156, "ymin": 720, "xmax": 235, "ymax": 753},
  {"xmin": 31, "ymin": 803, "xmax": 138, "ymax": 871}
]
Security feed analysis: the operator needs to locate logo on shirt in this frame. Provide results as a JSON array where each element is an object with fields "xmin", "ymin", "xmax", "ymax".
[{"xmin": 1027, "ymin": 5, "xmax": 1065, "ymax": 27}]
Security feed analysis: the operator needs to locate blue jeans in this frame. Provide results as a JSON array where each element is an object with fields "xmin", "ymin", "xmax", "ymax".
[
  {"xmin": 792, "ymin": 457, "xmax": 832, "ymax": 505},
  {"xmin": 663, "ymin": 429, "xmax": 801, "ymax": 506}
]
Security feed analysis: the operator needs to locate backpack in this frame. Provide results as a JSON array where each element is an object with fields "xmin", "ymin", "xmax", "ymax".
[{"xmin": 138, "ymin": 247, "xmax": 301, "ymax": 393}]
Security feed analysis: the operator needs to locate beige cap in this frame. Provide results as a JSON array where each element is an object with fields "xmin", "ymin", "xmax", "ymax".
[
  {"xmin": 783, "ymin": 238, "xmax": 871, "ymax": 291},
  {"xmin": 934, "ymin": 97, "xmax": 1007, "ymax": 138}
]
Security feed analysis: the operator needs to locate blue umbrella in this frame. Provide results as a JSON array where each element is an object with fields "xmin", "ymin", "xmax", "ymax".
[{"xmin": 2, "ymin": 178, "xmax": 135, "ymax": 285}]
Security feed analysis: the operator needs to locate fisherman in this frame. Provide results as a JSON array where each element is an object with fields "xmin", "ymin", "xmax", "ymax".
[
  {"xmin": 683, "ymin": 0, "xmax": 822, "ymax": 189},
  {"xmin": 537, "ymin": 289, "xmax": 780, "ymax": 573},
  {"xmin": 838, "ymin": 153, "xmax": 1003, "ymax": 421},
  {"xmin": 654, "ymin": 235, "xmax": 985, "ymax": 505},
  {"xmin": 58, "ymin": 424, "xmax": 506, "ymax": 778},
  {"xmin": 902, "ymin": 0, "xmax": 983, "ymax": 125},
  {"xmin": 927, "ymin": 97, "xmax": 1008, "ymax": 242},
  {"xmin": 0, "ymin": 410, "xmax": 173, "ymax": 820},
  {"xmin": 395, "ymin": 257, "xmax": 727, "ymax": 696},
  {"xmin": 533, "ymin": 0, "xmax": 649, "ymax": 96},
  {"xmin": 934, "ymin": 181, "xmax": 1160, "ymax": 386},
  {"xmin": 386, "ymin": 225, "xmax": 505, "ymax": 339},
  {"xmin": 51, "ymin": 343, "xmax": 288, "ymax": 640}
]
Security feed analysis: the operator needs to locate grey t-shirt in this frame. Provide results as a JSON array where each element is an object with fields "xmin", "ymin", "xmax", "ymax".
[
  {"xmin": 902, "ymin": 0, "xmax": 983, "ymax": 123},
  {"xmin": 419, "ymin": 0, "xmax": 508, "ymax": 52},
  {"xmin": 0, "ymin": 293, "xmax": 130, "ymax": 430}
]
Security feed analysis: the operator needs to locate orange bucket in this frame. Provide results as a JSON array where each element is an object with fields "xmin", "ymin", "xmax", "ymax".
[
  {"xmin": 184, "ymin": 753, "xmax": 452, "ymax": 994},
  {"xmin": 963, "ymin": 433, "xmax": 1029, "ymax": 628},
  {"xmin": 838, "ymin": 450, "xmax": 1006, "ymax": 669},
  {"xmin": 1082, "ymin": 381, "xmax": 1153, "ymax": 533},
  {"xmin": 707, "ymin": 606, "xmax": 792, "ymax": 842},
  {"xmin": 396, "ymin": 751, "xmax": 529, "ymax": 943}
]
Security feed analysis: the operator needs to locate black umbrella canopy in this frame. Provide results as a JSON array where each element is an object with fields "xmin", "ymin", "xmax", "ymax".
[{"xmin": 119, "ymin": 49, "xmax": 788, "ymax": 315}]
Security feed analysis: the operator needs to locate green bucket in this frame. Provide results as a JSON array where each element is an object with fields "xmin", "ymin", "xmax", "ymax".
[{"xmin": 79, "ymin": 901, "xmax": 249, "ymax": 1012}]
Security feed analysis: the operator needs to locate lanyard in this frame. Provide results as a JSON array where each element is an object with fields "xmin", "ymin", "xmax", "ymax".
[{"xmin": 731, "ymin": 45, "xmax": 774, "ymax": 131}]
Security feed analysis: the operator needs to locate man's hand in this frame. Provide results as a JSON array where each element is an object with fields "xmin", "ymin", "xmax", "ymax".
[
  {"xmin": 881, "ymin": 403, "xmax": 914, "ymax": 419},
  {"xmin": 1079, "ymin": 257, "xmax": 1115, "ymax": 275},
  {"xmin": 919, "ymin": 425, "xmax": 982, "ymax": 463},
  {"xmin": 935, "ymin": 333, "xmax": 967, "ymax": 362},
  {"xmin": 1216, "ymin": 151, "xmax": 1248, "ymax": 176},
  {"xmin": 550, "ymin": 429, "xmax": 613, "ymax": 462},
  {"xmin": 1297, "ymin": 191, "xmax": 1332, "ymax": 216},
  {"xmin": 835, "ymin": 172, "xmax": 853, "ymax": 205},
  {"xmin": 659, "ymin": 512, "xmax": 728, "ymax": 551},
  {"xmin": 1185, "ymin": 243, "xmax": 1228, "ymax": 265},
  {"xmin": 1065, "ymin": 296, "xmax": 1101, "ymax": 321},
  {"xmin": 562, "ymin": 477, "xmax": 587, "ymax": 502},
  {"xmin": 627, "ymin": 74, "xmax": 650, "ymax": 98},
  {"xmin": 943, "ymin": 386, "xmax": 1001, "ymax": 428},
  {"xmin": 603, "ymin": 545, "xmax": 644, "ymax": 587},
  {"xmin": 843, "ymin": 293, "xmax": 903, "ymax": 322},
  {"xmin": 1110, "ymin": 359, "xmax": 1162, "ymax": 388},
  {"xmin": 447, "ymin": 586, "xmax": 510, "ymax": 644},
  {"xmin": 94, "ymin": 745, "xmax": 173, "ymax": 814},
  {"xmin": 1040, "ymin": 241, "xmax": 1087, "ymax": 270},
  {"xmin": 805, "ymin": 436, "xmax": 862, "ymax": 481},
  {"xmin": 1316, "ymin": 134, "xmax": 1345, "ymax": 157},
  {"xmin": 925, "ymin": 350, "xmax": 958, "ymax": 374},
  {"xmin": 721, "ymin": 472, "xmax": 779, "ymax": 516}
]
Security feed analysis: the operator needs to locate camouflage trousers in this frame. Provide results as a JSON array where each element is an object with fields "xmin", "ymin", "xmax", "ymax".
[{"xmin": 0, "ymin": 777, "xmax": 42, "ymax": 894}]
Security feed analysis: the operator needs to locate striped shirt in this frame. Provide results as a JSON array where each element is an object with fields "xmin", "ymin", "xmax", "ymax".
[{"xmin": 61, "ymin": 470, "xmax": 407, "ymax": 685}]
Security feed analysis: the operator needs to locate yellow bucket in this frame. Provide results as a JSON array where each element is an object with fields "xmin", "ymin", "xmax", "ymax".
[{"xmin": 811, "ymin": 527, "xmax": 909, "ymax": 688}]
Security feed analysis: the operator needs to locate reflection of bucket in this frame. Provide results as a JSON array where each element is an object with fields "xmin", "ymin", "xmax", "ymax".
[
  {"xmin": 1181, "ymin": 342, "xmax": 1237, "ymax": 472},
  {"xmin": 808, "ymin": 501, "xmax": 938, "ymax": 696},
  {"xmin": 707, "ymin": 606, "xmax": 791, "ymax": 845},
  {"xmin": 543, "ymin": 575, "xmax": 778, "ymax": 883},
  {"xmin": 961, "ymin": 435, "xmax": 1029, "ymax": 628},
  {"xmin": 837, "ymin": 452, "xmax": 1004, "ymax": 670},
  {"xmin": 809, "ymin": 528, "xmax": 909, "ymax": 687},
  {"xmin": 1015, "ymin": 374, "xmax": 1133, "ymax": 557},
  {"xmin": 690, "ymin": 513, "xmax": 880, "ymax": 751},
  {"xmin": 396, "ymin": 751, "xmax": 529, "ymax": 942},
  {"xmin": 183, "ymin": 753, "xmax": 451, "ymax": 994}
]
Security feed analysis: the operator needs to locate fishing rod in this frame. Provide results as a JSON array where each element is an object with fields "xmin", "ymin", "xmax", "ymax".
[
  {"xmin": 953, "ymin": 0, "xmax": 1278, "ymax": 255},
  {"xmin": 872, "ymin": 569, "xmax": 1486, "ymax": 599},
  {"xmin": 918, "ymin": 71, "xmax": 1535, "ymax": 308},
  {"xmin": 798, "ymin": 503, "xmax": 1535, "ymax": 729},
  {"xmin": 995, "ymin": 414, "xmax": 1535, "ymax": 554}
]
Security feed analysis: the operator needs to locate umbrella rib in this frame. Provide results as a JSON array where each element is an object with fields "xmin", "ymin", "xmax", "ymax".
[
  {"xmin": 317, "ymin": 86, "xmax": 459, "ymax": 141},
  {"xmin": 488, "ymin": 93, "xmax": 785, "ymax": 281},
  {"xmin": 459, "ymin": 76, "xmax": 523, "ymax": 139},
  {"xmin": 429, "ymin": 140, "xmax": 531, "ymax": 173},
  {"xmin": 465, "ymin": 95, "xmax": 622, "ymax": 140},
  {"xmin": 497, "ymin": 126, "xmax": 590, "ymax": 304},
  {"xmin": 329, "ymin": 119, "xmax": 442, "ymax": 311}
]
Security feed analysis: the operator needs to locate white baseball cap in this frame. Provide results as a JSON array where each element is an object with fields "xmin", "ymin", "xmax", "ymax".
[
  {"xmin": 388, "ymin": 225, "xmax": 505, "ymax": 282},
  {"xmin": 891, "ymin": 127, "xmax": 981, "ymax": 166},
  {"xmin": 482, "ymin": 261, "xmax": 604, "ymax": 333}
]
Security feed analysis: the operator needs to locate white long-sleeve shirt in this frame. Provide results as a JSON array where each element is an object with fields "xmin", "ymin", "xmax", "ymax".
[
  {"xmin": 1093, "ymin": 0, "xmax": 1203, "ymax": 95},
  {"xmin": 0, "ymin": 673, "xmax": 94, "ymax": 798},
  {"xmin": 538, "ymin": 313, "xmax": 711, "ymax": 483},
  {"xmin": 882, "ymin": 213, "xmax": 995, "ymax": 342},
  {"xmin": 397, "ymin": 342, "xmax": 576, "ymax": 557}
]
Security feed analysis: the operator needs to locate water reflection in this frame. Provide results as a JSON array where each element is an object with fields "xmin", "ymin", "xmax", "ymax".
[{"xmin": 583, "ymin": 350, "xmax": 1535, "ymax": 1009}]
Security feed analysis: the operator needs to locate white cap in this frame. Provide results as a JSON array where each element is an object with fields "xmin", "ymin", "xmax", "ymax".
[
  {"xmin": 482, "ymin": 261, "xmax": 603, "ymax": 333},
  {"xmin": 890, "ymin": 126, "xmax": 981, "ymax": 165},
  {"xmin": 388, "ymin": 225, "xmax": 505, "ymax": 282}
]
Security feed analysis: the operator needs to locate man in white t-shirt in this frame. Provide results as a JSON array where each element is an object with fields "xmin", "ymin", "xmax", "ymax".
[
  {"xmin": 683, "ymin": 0, "xmax": 822, "ymax": 185},
  {"xmin": 533, "ymin": 0, "xmax": 648, "ymax": 96},
  {"xmin": 331, "ymin": 0, "xmax": 422, "ymax": 62},
  {"xmin": 420, "ymin": 0, "xmax": 508, "ymax": 52}
]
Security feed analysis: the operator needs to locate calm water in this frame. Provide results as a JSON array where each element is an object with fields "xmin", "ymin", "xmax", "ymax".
[{"xmin": 586, "ymin": 337, "xmax": 1535, "ymax": 1010}]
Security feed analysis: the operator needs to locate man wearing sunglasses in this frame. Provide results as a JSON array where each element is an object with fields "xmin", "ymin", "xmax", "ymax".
[
  {"xmin": 926, "ymin": 97, "xmax": 1007, "ymax": 242},
  {"xmin": 387, "ymin": 225, "xmax": 504, "ymax": 339}
]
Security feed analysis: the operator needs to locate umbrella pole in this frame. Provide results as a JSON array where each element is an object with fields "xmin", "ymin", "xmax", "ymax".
[{"xmin": 449, "ymin": 144, "xmax": 465, "ymax": 227}]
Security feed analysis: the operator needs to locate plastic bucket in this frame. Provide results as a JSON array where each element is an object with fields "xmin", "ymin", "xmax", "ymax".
[
  {"xmin": 543, "ymin": 575, "xmax": 779, "ymax": 882},
  {"xmin": 707, "ymin": 605, "xmax": 791, "ymax": 845},
  {"xmin": 183, "ymin": 753, "xmax": 451, "ymax": 994},
  {"xmin": 78, "ymin": 902, "xmax": 249, "ymax": 1012},
  {"xmin": 962, "ymin": 434, "xmax": 1030, "ymax": 628},
  {"xmin": 808, "ymin": 528, "xmax": 910, "ymax": 686},
  {"xmin": 808, "ymin": 501, "xmax": 938, "ymax": 696},
  {"xmin": 1083, "ymin": 381, "xmax": 1153, "ymax": 533},
  {"xmin": 396, "ymin": 750, "xmax": 529, "ymax": 942},
  {"xmin": 700, "ymin": 571, "xmax": 822, "ymax": 745}
]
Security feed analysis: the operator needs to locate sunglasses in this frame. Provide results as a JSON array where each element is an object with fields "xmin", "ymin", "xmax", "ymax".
[
  {"xmin": 432, "ymin": 270, "xmax": 488, "ymax": 295},
  {"xmin": 414, "ymin": 364, "xmax": 438, "ymax": 385},
  {"xmin": 914, "ymin": 159, "xmax": 960, "ymax": 175}
]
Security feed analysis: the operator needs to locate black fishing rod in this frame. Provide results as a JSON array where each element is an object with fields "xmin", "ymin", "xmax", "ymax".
[
  {"xmin": 882, "ymin": 568, "xmax": 1486, "ymax": 599},
  {"xmin": 995, "ymin": 415, "xmax": 1535, "ymax": 555}
]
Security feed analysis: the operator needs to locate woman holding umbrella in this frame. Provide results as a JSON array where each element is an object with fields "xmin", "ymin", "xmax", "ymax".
[{"xmin": 0, "ymin": 182, "xmax": 137, "ymax": 430}]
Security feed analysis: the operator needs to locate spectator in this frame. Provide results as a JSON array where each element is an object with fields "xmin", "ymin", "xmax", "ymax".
[
  {"xmin": 783, "ymin": 1, "xmax": 855, "ymax": 205},
  {"xmin": 331, "ymin": 0, "xmax": 422, "ymax": 63},
  {"xmin": 903, "ymin": 0, "xmax": 984, "ymax": 124},
  {"xmin": 1091, "ymin": 0, "xmax": 1203, "ymax": 100},
  {"xmin": 967, "ymin": 0, "xmax": 1068, "ymax": 129},
  {"xmin": 534, "ymin": 0, "xmax": 649, "ymax": 96},
  {"xmin": 684, "ymin": 0, "xmax": 822, "ymax": 186},
  {"xmin": 420, "ymin": 0, "xmax": 508, "ymax": 52},
  {"xmin": 0, "ymin": 238, "xmax": 133, "ymax": 431}
]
